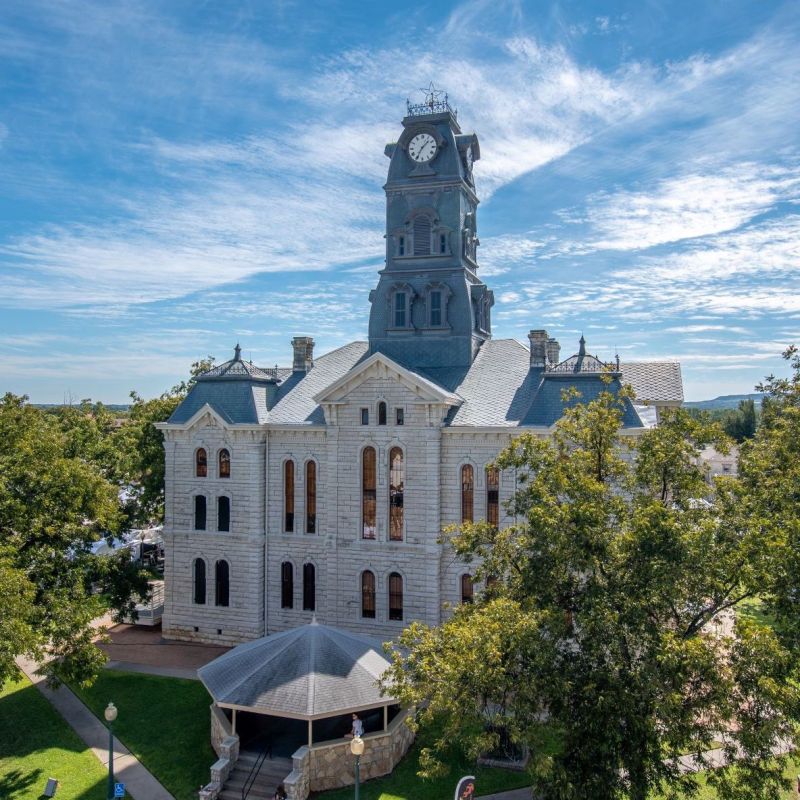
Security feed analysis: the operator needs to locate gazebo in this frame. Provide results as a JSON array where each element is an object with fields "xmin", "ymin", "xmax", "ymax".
[{"xmin": 198, "ymin": 620, "xmax": 414, "ymax": 799}]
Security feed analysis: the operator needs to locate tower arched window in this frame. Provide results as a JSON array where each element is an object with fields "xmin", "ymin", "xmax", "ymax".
[
  {"xmin": 193, "ymin": 559, "xmax": 206, "ymax": 605},
  {"xmin": 394, "ymin": 291, "xmax": 407, "ymax": 328},
  {"xmin": 378, "ymin": 401, "xmax": 387, "ymax": 426},
  {"xmin": 217, "ymin": 496, "xmax": 230, "ymax": 532},
  {"xmin": 461, "ymin": 464, "xmax": 474, "ymax": 524},
  {"xmin": 196, "ymin": 448, "xmax": 207, "ymax": 477},
  {"xmin": 362, "ymin": 447, "xmax": 377, "ymax": 539},
  {"xmin": 303, "ymin": 563, "xmax": 316, "ymax": 611},
  {"xmin": 389, "ymin": 447, "xmax": 404, "ymax": 541},
  {"xmin": 281, "ymin": 562, "xmax": 293, "ymax": 609},
  {"xmin": 461, "ymin": 574, "xmax": 474, "ymax": 604},
  {"xmin": 284, "ymin": 460, "xmax": 295, "ymax": 532},
  {"xmin": 388, "ymin": 572, "xmax": 403, "ymax": 621},
  {"xmin": 215, "ymin": 560, "xmax": 229, "ymax": 607},
  {"xmin": 218, "ymin": 449, "xmax": 230, "ymax": 478},
  {"xmin": 361, "ymin": 570, "xmax": 376, "ymax": 619},
  {"xmin": 413, "ymin": 215, "xmax": 431, "ymax": 255},
  {"xmin": 430, "ymin": 290, "xmax": 442, "ymax": 327},
  {"xmin": 486, "ymin": 466, "xmax": 500, "ymax": 527},
  {"xmin": 306, "ymin": 461, "xmax": 316, "ymax": 534},
  {"xmin": 194, "ymin": 495, "xmax": 207, "ymax": 531}
]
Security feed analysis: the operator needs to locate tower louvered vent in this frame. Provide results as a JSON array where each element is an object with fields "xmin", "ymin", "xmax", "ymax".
[{"xmin": 413, "ymin": 216, "xmax": 431, "ymax": 255}]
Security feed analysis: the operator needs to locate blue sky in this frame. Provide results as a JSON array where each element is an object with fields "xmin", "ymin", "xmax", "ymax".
[{"xmin": 1, "ymin": 0, "xmax": 798, "ymax": 403}]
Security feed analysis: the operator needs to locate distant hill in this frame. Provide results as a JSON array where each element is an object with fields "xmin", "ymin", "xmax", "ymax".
[
  {"xmin": 684, "ymin": 393, "xmax": 764, "ymax": 411},
  {"xmin": 33, "ymin": 403, "xmax": 131, "ymax": 412}
]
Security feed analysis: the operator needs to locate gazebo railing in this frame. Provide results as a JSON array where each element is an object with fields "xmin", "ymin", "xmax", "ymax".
[{"xmin": 241, "ymin": 735, "xmax": 273, "ymax": 800}]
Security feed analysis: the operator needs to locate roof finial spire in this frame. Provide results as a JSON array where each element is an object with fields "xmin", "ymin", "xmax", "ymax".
[
  {"xmin": 234, "ymin": 343, "xmax": 242, "ymax": 361},
  {"xmin": 578, "ymin": 334, "xmax": 586, "ymax": 357}
]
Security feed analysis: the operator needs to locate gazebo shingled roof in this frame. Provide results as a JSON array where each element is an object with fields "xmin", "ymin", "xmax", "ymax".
[{"xmin": 198, "ymin": 621, "xmax": 397, "ymax": 720}]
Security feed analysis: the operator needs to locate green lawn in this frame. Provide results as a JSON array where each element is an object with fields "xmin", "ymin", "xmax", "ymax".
[
  {"xmin": 73, "ymin": 670, "xmax": 215, "ymax": 800},
  {"xmin": 312, "ymin": 723, "xmax": 530, "ymax": 800},
  {"xmin": 0, "ymin": 675, "xmax": 107, "ymax": 800}
]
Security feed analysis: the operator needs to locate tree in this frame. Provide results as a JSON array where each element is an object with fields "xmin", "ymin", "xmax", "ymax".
[
  {"xmin": 722, "ymin": 399, "xmax": 757, "ymax": 443},
  {"xmin": 0, "ymin": 394, "xmax": 150, "ymax": 686},
  {"xmin": 386, "ymin": 383, "xmax": 800, "ymax": 800},
  {"xmin": 113, "ymin": 356, "xmax": 214, "ymax": 525}
]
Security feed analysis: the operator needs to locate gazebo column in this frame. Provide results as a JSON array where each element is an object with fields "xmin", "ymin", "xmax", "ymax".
[
  {"xmin": 384, "ymin": 705, "xmax": 388, "ymax": 731},
  {"xmin": 308, "ymin": 719, "xmax": 313, "ymax": 748},
  {"xmin": 232, "ymin": 709, "xmax": 237, "ymax": 735}
]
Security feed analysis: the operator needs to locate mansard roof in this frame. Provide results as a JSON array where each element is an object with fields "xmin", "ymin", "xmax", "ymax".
[
  {"xmin": 165, "ymin": 337, "xmax": 682, "ymax": 429},
  {"xmin": 198, "ymin": 621, "xmax": 396, "ymax": 719}
]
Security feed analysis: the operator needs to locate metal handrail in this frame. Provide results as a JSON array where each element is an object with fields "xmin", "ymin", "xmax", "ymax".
[{"xmin": 241, "ymin": 737, "xmax": 272, "ymax": 800}]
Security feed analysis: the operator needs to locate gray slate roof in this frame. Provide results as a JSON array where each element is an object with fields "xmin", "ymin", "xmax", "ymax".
[
  {"xmin": 167, "ymin": 338, "xmax": 682, "ymax": 429},
  {"xmin": 197, "ymin": 622, "xmax": 396, "ymax": 718}
]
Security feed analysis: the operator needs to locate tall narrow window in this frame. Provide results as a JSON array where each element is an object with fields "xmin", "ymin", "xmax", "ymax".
[
  {"xmin": 378, "ymin": 402, "xmax": 387, "ymax": 426},
  {"xmin": 361, "ymin": 408, "xmax": 369, "ymax": 425},
  {"xmin": 215, "ymin": 560, "xmax": 230, "ymax": 607},
  {"xmin": 196, "ymin": 448, "xmax": 207, "ymax": 477},
  {"xmin": 281, "ymin": 562, "xmax": 293, "ymax": 609},
  {"xmin": 389, "ymin": 447, "xmax": 404, "ymax": 541},
  {"xmin": 194, "ymin": 495, "xmax": 207, "ymax": 530},
  {"xmin": 218, "ymin": 449, "xmax": 230, "ymax": 478},
  {"xmin": 193, "ymin": 559, "xmax": 206, "ymax": 604},
  {"xmin": 394, "ymin": 291, "xmax": 406, "ymax": 328},
  {"xmin": 486, "ymin": 466, "xmax": 500, "ymax": 527},
  {"xmin": 395, "ymin": 407, "xmax": 404, "ymax": 426},
  {"xmin": 303, "ymin": 563, "xmax": 316, "ymax": 611},
  {"xmin": 389, "ymin": 572, "xmax": 403, "ymax": 621},
  {"xmin": 306, "ymin": 461, "xmax": 316, "ymax": 534},
  {"xmin": 217, "ymin": 496, "xmax": 230, "ymax": 532},
  {"xmin": 461, "ymin": 465, "xmax": 474, "ymax": 524},
  {"xmin": 398, "ymin": 235, "xmax": 405, "ymax": 256},
  {"xmin": 362, "ymin": 447, "xmax": 377, "ymax": 539},
  {"xmin": 440, "ymin": 233, "xmax": 447, "ymax": 254},
  {"xmin": 361, "ymin": 571, "xmax": 376, "ymax": 619},
  {"xmin": 430, "ymin": 290, "xmax": 442, "ymax": 326},
  {"xmin": 413, "ymin": 215, "xmax": 431, "ymax": 255},
  {"xmin": 461, "ymin": 574, "xmax": 474, "ymax": 604},
  {"xmin": 284, "ymin": 460, "xmax": 295, "ymax": 532}
]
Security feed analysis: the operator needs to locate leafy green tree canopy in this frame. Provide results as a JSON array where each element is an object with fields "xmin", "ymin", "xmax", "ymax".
[{"xmin": 386, "ymin": 377, "xmax": 800, "ymax": 800}]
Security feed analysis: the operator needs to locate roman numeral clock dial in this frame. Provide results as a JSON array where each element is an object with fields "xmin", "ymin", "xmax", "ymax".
[{"xmin": 408, "ymin": 132, "xmax": 437, "ymax": 163}]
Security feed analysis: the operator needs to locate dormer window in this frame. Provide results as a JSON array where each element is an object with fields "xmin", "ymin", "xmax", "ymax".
[
  {"xmin": 394, "ymin": 292, "xmax": 406, "ymax": 327},
  {"xmin": 439, "ymin": 233, "xmax": 447, "ymax": 254},
  {"xmin": 425, "ymin": 282, "xmax": 450, "ymax": 329},
  {"xmin": 398, "ymin": 236, "xmax": 405, "ymax": 256},
  {"xmin": 430, "ymin": 291, "xmax": 442, "ymax": 327}
]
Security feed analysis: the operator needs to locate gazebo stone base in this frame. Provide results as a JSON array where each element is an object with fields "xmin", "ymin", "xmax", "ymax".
[{"xmin": 284, "ymin": 710, "xmax": 415, "ymax": 800}]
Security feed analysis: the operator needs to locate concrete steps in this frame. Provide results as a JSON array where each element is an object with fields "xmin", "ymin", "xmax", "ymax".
[{"xmin": 219, "ymin": 751, "xmax": 292, "ymax": 800}]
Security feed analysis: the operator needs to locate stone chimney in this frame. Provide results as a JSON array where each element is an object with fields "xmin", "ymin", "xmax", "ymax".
[
  {"xmin": 292, "ymin": 336, "xmax": 314, "ymax": 373},
  {"xmin": 546, "ymin": 337, "xmax": 561, "ymax": 366},
  {"xmin": 528, "ymin": 329, "xmax": 548, "ymax": 368}
]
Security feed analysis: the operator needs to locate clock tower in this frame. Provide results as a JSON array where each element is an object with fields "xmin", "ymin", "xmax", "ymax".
[{"xmin": 368, "ymin": 91, "xmax": 493, "ymax": 371}]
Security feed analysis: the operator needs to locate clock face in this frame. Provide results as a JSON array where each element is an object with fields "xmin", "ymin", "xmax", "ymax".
[{"xmin": 408, "ymin": 133, "xmax": 437, "ymax": 163}]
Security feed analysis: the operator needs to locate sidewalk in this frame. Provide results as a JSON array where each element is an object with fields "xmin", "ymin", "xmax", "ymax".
[{"xmin": 16, "ymin": 657, "xmax": 174, "ymax": 800}]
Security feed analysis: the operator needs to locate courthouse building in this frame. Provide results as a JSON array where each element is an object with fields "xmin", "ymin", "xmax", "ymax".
[{"xmin": 157, "ymin": 96, "xmax": 683, "ymax": 646}]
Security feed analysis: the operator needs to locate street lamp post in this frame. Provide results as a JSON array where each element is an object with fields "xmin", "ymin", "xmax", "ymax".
[
  {"xmin": 104, "ymin": 702, "xmax": 118, "ymax": 800},
  {"xmin": 350, "ymin": 735, "xmax": 364, "ymax": 800}
]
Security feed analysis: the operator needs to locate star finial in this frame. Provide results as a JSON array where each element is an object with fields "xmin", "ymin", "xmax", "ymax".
[{"xmin": 419, "ymin": 82, "xmax": 444, "ymax": 108}]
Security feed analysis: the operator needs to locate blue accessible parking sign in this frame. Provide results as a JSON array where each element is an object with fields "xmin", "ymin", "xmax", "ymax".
[{"xmin": 114, "ymin": 783, "xmax": 125, "ymax": 798}]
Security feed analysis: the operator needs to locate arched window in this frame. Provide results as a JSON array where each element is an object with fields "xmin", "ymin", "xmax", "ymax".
[
  {"xmin": 413, "ymin": 215, "xmax": 431, "ymax": 255},
  {"xmin": 378, "ymin": 401, "xmax": 387, "ymax": 426},
  {"xmin": 193, "ymin": 559, "xmax": 206, "ymax": 604},
  {"xmin": 306, "ymin": 461, "xmax": 317, "ymax": 534},
  {"xmin": 461, "ymin": 574, "xmax": 474, "ymax": 604},
  {"xmin": 196, "ymin": 448, "xmax": 207, "ymax": 478},
  {"xmin": 218, "ymin": 449, "xmax": 230, "ymax": 479},
  {"xmin": 361, "ymin": 570, "xmax": 376, "ymax": 619},
  {"xmin": 284, "ymin": 460, "xmax": 295, "ymax": 532},
  {"xmin": 393, "ymin": 291, "xmax": 407, "ymax": 328},
  {"xmin": 388, "ymin": 572, "xmax": 403, "ymax": 621},
  {"xmin": 429, "ymin": 290, "xmax": 442, "ymax": 327},
  {"xmin": 194, "ymin": 495, "xmax": 207, "ymax": 530},
  {"xmin": 217, "ymin": 496, "xmax": 230, "ymax": 532},
  {"xmin": 303, "ymin": 563, "xmax": 316, "ymax": 611},
  {"xmin": 461, "ymin": 465, "xmax": 474, "ymax": 524},
  {"xmin": 362, "ymin": 447, "xmax": 376, "ymax": 539},
  {"xmin": 389, "ymin": 447, "xmax": 404, "ymax": 541},
  {"xmin": 486, "ymin": 466, "xmax": 500, "ymax": 527},
  {"xmin": 215, "ymin": 560, "xmax": 229, "ymax": 607},
  {"xmin": 281, "ymin": 562, "xmax": 293, "ymax": 609}
]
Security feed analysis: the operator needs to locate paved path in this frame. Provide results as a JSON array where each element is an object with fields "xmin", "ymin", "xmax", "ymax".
[
  {"xmin": 478, "ymin": 788, "xmax": 533, "ymax": 799},
  {"xmin": 16, "ymin": 657, "xmax": 175, "ymax": 800}
]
